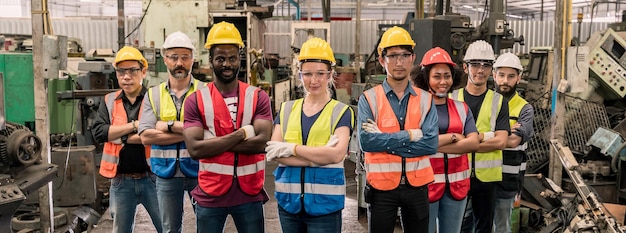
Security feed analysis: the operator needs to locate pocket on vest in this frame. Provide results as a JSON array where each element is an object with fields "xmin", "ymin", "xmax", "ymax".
[{"xmin": 150, "ymin": 158, "xmax": 176, "ymax": 178}]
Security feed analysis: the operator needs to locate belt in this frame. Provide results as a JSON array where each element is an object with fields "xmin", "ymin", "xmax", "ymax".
[{"xmin": 119, "ymin": 172, "xmax": 150, "ymax": 179}]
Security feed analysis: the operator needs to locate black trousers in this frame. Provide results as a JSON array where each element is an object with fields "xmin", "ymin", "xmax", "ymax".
[
  {"xmin": 460, "ymin": 177, "xmax": 497, "ymax": 233},
  {"xmin": 368, "ymin": 184, "xmax": 429, "ymax": 233}
]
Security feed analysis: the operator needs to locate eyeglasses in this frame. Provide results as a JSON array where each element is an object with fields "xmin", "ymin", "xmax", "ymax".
[
  {"xmin": 299, "ymin": 71, "xmax": 331, "ymax": 79},
  {"xmin": 384, "ymin": 53, "xmax": 413, "ymax": 63},
  {"xmin": 468, "ymin": 62, "xmax": 493, "ymax": 70},
  {"xmin": 166, "ymin": 54, "xmax": 192, "ymax": 62},
  {"xmin": 116, "ymin": 67, "xmax": 142, "ymax": 76}
]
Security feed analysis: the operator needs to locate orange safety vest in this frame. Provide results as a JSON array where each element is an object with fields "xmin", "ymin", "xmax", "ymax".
[
  {"xmin": 196, "ymin": 82, "xmax": 265, "ymax": 196},
  {"xmin": 99, "ymin": 90, "xmax": 151, "ymax": 178},
  {"xmin": 363, "ymin": 85, "xmax": 434, "ymax": 191},
  {"xmin": 428, "ymin": 98, "xmax": 470, "ymax": 202}
]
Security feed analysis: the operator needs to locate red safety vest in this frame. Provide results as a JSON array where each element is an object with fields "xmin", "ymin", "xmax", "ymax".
[
  {"xmin": 428, "ymin": 98, "xmax": 470, "ymax": 202},
  {"xmin": 196, "ymin": 82, "xmax": 265, "ymax": 196},
  {"xmin": 363, "ymin": 85, "xmax": 434, "ymax": 191},
  {"xmin": 99, "ymin": 90, "xmax": 151, "ymax": 178}
]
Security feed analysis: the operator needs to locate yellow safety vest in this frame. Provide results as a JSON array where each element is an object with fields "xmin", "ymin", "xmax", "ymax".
[{"xmin": 451, "ymin": 88, "xmax": 503, "ymax": 182}]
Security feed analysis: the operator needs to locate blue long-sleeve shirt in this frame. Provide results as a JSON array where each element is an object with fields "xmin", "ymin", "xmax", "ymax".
[{"xmin": 357, "ymin": 80, "xmax": 438, "ymax": 158}]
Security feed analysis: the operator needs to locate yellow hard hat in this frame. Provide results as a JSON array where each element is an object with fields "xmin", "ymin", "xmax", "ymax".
[
  {"xmin": 377, "ymin": 26, "xmax": 415, "ymax": 55},
  {"xmin": 114, "ymin": 46, "xmax": 148, "ymax": 68},
  {"xmin": 205, "ymin": 21, "xmax": 245, "ymax": 49},
  {"xmin": 298, "ymin": 37, "xmax": 336, "ymax": 64}
]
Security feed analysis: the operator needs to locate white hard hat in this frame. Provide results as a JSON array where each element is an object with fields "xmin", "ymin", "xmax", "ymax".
[
  {"xmin": 161, "ymin": 31, "xmax": 195, "ymax": 55},
  {"xmin": 493, "ymin": 52, "xmax": 523, "ymax": 71},
  {"xmin": 463, "ymin": 40, "xmax": 495, "ymax": 62}
]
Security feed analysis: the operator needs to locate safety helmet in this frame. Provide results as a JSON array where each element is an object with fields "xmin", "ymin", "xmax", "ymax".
[
  {"xmin": 114, "ymin": 46, "xmax": 148, "ymax": 69},
  {"xmin": 162, "ymin": 31, "xmax": 195, "ymax": 55},
  {"xmin": 377, "ymin": 26, "xmax": 415, "ymax": 55},
  {"xmin": 493, "ymin": 52, "xmax": 523, "ymax": 71},
  {"xmin": 204, "ymin": 21, "xmax": 244, "ymax": 49},
  {"xmin": 463, "ymin": 40, "xmax": 495, "ymax": 62},
  {"xmin": 298, "ymin": 37, "xmax": 336, "ymax": 64},
  {"xmin": 420, "ymin": 47, "xmax": 456, "ymax": 67}
]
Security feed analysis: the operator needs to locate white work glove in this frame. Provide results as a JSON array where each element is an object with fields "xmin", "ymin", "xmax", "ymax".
[
  {"xmin": 326, "ymin": 135, "xmax": 339, "ymax": 147},
  {"xmin": 111, "ymin": 138, "xmax": 122, "ymax": 145},
  {"xmin": 407, "ymin": 129, "xmax": 423, "ymax": 142},
  {"xmin": 362, "ymin": 119, "xmax": 382, "ymax": 133},
  {"xmin": 482, "ymin": 131, "xmax": 495, "ymax": 142},
  {"xmin": 265, "ymin": 141, "xmax": 297, "ymax": 161},
  {"xmin": 241, "ymin": 125, "xmax": 256, "ymax": 140}
]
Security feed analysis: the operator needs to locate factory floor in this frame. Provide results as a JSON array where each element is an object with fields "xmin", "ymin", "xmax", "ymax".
[{"xmin": 89, "ymin": 160, "xmax": 403, "ymax": 233}]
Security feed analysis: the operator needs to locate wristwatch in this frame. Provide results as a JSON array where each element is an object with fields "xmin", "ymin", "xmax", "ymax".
[
  {"xmin": 451, "ymin": 133, "xmax": 458, "ymax": 143},
  {"xmin": 167, "ymin": 120, "xmax": 174, "ymax": 133},
  {"xmin": 121, "ymin": 135, "xmax": 128, "ymax": 145}
]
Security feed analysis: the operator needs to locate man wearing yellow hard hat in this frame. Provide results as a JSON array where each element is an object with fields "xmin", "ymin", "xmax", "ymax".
[
  {"xmin": 92, "ymin": 46, "xmax": 162, "ymax": 233},
  {"xmin": 358, "ymin": 26, "xmax": 439, "ymax": 233},
  {"xmin": 182, "ymin": 21, "xmax": 273, "ymax": 233}
]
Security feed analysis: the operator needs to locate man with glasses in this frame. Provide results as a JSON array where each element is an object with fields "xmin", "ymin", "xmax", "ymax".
[
  {"xmin": 451, "ymin": 40, "xmax": 510, "ymax": 233},
  {"xmin": 358, "ymin": 26, "xmax": 438, "ymax": 233},
  {"xmin": 138, "ymin": 31, "xmax": 205, "ymax": 233},
  {"xmin": 182, "ymin": 21, "xmax": 272, "ymax": 233},
  {"xmin": 93, "ymin": 46, "xmax": 162, "ymax": 233}
]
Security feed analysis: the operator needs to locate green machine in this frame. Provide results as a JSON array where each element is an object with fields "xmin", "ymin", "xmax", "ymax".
[{"xmin": 0, "ymin": 52, "xmax": 88, "ymax": 136}]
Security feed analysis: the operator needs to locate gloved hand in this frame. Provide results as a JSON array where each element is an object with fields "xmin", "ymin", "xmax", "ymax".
[
  {"xmin": 111, "ymin": 138, "xmax": 122, "ymax": 145},
  {"xmin": 407, "ymin": 129, "xmax": 423, "ymax": 142},
  {"xmin": 482, "ymin": 131, "xmax": 495, "ymax": 142},
  {"xmin": 241, "ymin": 125, "xmax": 256, "ymax": 140},
  {"xmin": 362, "ymin": 119, "xmax": 382, "ymax": 133},
  {"xmin": 265, "ymin": 141, "xmax": 297, "ymax": 161}
]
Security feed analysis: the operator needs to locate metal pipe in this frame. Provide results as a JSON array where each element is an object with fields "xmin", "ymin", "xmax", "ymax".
[
  {"xmin": 117, "ymin": 0, "xmax": 124, "ymax": 49},
  {"xmin": 436, "ymin": 0, "xmax": 443, "ymax": 15}
]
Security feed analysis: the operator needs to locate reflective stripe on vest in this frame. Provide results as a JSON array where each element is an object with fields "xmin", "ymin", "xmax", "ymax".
[
  {"xmin": 99, "ymin": 90, "xmax": 151, "ymax": 178},
  {"xmin": 505, "ymin": 143, "xmax": 528, "ymax": 151},
  {"xmin": 363, "ymin": 85, "xmax": 434, "ymax": 191},
  {"xmin": 147, "ymin": 79, "xmax": 204, "ymax": 178},
  {"xmin": 428, "ymin": 98, "xmax": 471, "ymax": 202},
  {"xmin": 274, "ymin": 98, "xmax": 352, "ymax": 216},
  {"xmin": 196, "ymin": 81, "xmax": 265, "ymax": 196},
  {"xmin": 451, "ymin": 88, "xmax": 503, "ymax": 182}
]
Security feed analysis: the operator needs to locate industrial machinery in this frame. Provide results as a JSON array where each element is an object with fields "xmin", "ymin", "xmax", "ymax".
[
  {"xmin": 0, "ymin": 74, "xmax": 58, "ymax": 233},
  {"xmin": 520, "ymin": 140, "xmax": 626, "ymax": 232}
]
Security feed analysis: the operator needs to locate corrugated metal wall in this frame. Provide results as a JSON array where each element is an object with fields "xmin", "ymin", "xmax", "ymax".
[
  {"xmin": 0, "ymin": 17, "xmax": 143, "ymax": 52},
  {"xmin": 0, "ymin": 18, "xmax": 612, "ymax": 57}
]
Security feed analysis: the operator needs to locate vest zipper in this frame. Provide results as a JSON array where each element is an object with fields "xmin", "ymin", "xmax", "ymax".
[{"xmin": 300, "ymin": 167, "xmax": 305, "ymax": 210}]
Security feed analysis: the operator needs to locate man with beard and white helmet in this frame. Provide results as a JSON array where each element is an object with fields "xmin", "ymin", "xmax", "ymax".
[
  {"xmin": 451, "ymin": 40, "xmax": 510, "ymax": 233},
  {"xmin": 182, "ymin": 21, "xmax": 273, "ymax": 233},
  {"xmin": 492, "ymin": 53, "xmax": 534, "ymax": 233},
  {"xmin": 138, "ymin": 31, "xmax": 205, "ymax": 233}
]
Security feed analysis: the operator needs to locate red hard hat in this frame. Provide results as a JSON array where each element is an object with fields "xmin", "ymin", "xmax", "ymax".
[{"xmin": 420, "ymin": 47, "xmax": 456, "ymax": 67}]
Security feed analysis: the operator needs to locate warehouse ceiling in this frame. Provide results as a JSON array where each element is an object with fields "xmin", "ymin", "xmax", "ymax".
[{"xmin": 41, "ymin": 0, "xmax": 623, "ymax": 21}]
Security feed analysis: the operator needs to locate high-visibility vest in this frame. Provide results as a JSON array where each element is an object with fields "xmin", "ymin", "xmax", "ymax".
[
  {"xmin": 363, "ymin": 85, "xmax": 435, "ymax": 191},
  {"xmin": 274, "ymin": 98, "xmax": 354, "ymax": 216},
  {"xmin": 147, "ymin": 79, "xmax": 205, "ymax": 178},
  {"xmin": 501, "ymin": 93, "xmax": 529, "ymax": 192},
  {"xmin": 428, "ymin": 98, "xmax": 471, "ymax": 202},
  {"xmin": 99, "ymin": 90, "xmax": 151, "ymax": 178},
  {"xmin": 196, "ymin": 81, "xmax": 265, "ymax": 196},
  {"xmin": 451, "ymin": 88, "xmax": 503, "ymax": 182}
]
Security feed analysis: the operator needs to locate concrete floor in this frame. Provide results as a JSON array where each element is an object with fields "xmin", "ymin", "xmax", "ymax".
[{"xmin": 90, "ymin": 160, "xmax": 403, "ymax": 233}]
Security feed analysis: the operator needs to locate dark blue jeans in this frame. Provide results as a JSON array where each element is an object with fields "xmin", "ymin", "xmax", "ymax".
[
  {"xmin": 460, "ymin": 177, "xmax": 497, "ymax": 233},
  {"xmin": 196, "ymin": 201, "xmax": 264, "ymax": 233},
  {"xmin": 278, "ymin": 206, "xmax": 342, "ymax": 233},
  {"xmin": 368, "ymin": 184, "xmax": 429, "ymax": 233}
]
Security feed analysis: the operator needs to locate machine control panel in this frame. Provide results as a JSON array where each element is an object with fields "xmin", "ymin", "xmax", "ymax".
[
  {"xmin": 588, "ymin": 28, "xmax": 626, "ymax": 99},
  {"xmin": 0, "ymin": 183, "xmax": 26, "ymax": 205}
]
